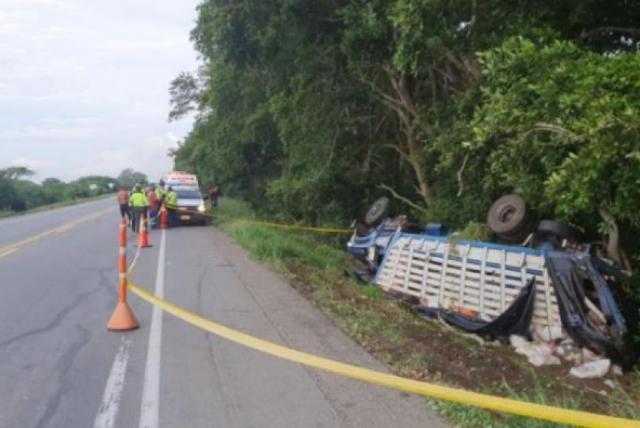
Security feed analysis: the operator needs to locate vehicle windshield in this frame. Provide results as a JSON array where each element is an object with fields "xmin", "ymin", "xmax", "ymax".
[{"xmin": 176, "ymin": 189, "xmax": 201, "ymax": 199}]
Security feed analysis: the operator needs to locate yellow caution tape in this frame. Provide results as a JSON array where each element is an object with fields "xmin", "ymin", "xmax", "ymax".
[
  {"xmin": 127, "ymin": 281, "xmax": 639, "ymax": 428},
  {"xmin": 165, "ymin": 205, "xmax": 351, "ymax": 234},
  {"xmin": 231, "ymin": 218, "xmax": 351, "ymax": 234}
]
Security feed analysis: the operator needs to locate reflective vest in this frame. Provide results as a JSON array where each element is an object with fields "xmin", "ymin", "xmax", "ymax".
[
  {"xmin": 129, "ymin": 192, "xmax": 148, "ymax": 208},
  {"xmin": 166, "ymin": 191, "xmax": 178, "ymax": 206},
  {"xmin": 155, "ymin": 186, "xmax": 166, "ymax": 201}
]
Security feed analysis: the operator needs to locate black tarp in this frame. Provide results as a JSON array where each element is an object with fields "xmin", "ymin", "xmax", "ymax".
[{"xmin": 420, "ymin": 278, "xmax": 537, "ymax": 339}]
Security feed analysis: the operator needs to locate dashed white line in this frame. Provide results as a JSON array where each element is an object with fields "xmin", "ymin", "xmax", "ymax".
[
  {"xmin": 94, "ymin": 337, "xmax": 132, "ymax": 428},
  {"xmin": 138, "ymin": 229, "xmax": 166, "ymax": 428}
]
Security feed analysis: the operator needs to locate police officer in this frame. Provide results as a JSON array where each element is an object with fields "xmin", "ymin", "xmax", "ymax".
[
  {"xmin": 129, "ymin": 184, "xmax": 149, "ymax": 232},
  {"xmin": 155, "ymin": 180, "xmax": 166, "ymax": 205},
  {"xmin": 165, "ymin": 185, "xmax": 178, "ymax": 227}
]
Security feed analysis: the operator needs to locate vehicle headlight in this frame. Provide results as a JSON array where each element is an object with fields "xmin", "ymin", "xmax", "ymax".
[{"xmin": 197, "ymin": 203, "xmax": 206, "ymax": 213}]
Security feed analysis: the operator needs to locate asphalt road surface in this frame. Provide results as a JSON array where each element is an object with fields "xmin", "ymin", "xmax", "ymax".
[{"xmin": 0, "ymin": 198, "xmax": 445, "ymax": 428}]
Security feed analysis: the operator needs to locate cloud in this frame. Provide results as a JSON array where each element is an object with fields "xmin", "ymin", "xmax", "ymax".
[
  {"xmin": 0, "ymin": 0, "xmax": 199, "ymax": 181},
  {"xmin": 1, "ymin": 90, "xmax": 93, "ymax": 103},
  {"xmin": 0, "ymin": 126, "xmax": 99, "ymax": 141},
  {"xmin": 0, "ymin": 0, "xmax": 75, "ymax": 9},
  {"xmin": 167, "ymin": 132, "xmax": 180, "ymax": 143},
  {"xmin": 9, "ymin": 156, "xmax": 56, "ymax": 172},
  {"xmin": 103, "ymin": 34, "xmax": 190, "ymax": 52},
  {"xmin": 65, "ymin": 131, "xmax": 182, "ymax": 181}
]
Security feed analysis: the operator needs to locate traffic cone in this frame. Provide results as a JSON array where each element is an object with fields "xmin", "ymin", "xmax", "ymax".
[
  {"xmin": 159, "ymin": 206, "xmax": 168, "ymax": 229},
  {"xmin": 108, "ymin": 299, "xmax": 139, "ymax": 331},
  {"xmin": 108, "ymin": 219, "xmax": 139, "ymax": 331},
  {"xmin": 118, "ymin": 219, "xmax": 127, "ymax": 272},
  {"xmin": 138, "ymin": 214, "xmax": 150, "ymax": 248}
]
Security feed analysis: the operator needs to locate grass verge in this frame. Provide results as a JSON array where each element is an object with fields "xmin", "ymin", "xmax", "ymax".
[{"xmin": 213, "ymin": 197, "xmax": 640, "ymax": 427}]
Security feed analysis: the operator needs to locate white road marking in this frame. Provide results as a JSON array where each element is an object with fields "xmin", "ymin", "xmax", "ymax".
[
  {"xmin": 94, "ymin": 337, "xmax": 132, "ymax": 428},
  {"xmin": 139, "ymin": 229, "xmax": 166, "ymax": 428},
  {"xmin": 127, "ymin": 241, "xmax": 143, "ymax": 275}
]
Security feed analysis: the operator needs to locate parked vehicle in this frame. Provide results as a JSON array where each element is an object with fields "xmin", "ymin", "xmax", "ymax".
[
  {"xmin": 163, "ymin": 171, "xmax": 199, "ymax": 188},
  {"xmin": 347, "ymin": 196, "xmax": 634, "ymax": 367},
  {"xmin": 171, "ymin": 185, "xmax": 209, "ymax": 225},
  {"xmin": 162, "ymin": 171, "xmax": 208, "ymax": 225}
]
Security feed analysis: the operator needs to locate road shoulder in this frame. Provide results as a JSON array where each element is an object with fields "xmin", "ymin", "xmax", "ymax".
[{"xmin": 208, "ymin": 226, "xmax": 446, "ymax": 427}]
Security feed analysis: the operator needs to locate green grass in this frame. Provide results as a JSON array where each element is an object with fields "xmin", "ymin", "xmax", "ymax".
[
  {"xmin": 213, "ymin": 197, "xmax": 257, "ymax": 221},
  {"xmin": 428, "ymin": 378, "xmax": 581, "ymax": 428},
  {"xmin": 225, "ymin": 222, "xmax": 346, "ymax": 270},
  {"xmin": 214, "ymin": 197, "xmax": 346, "ymax": 270},
  {"xmin": 0, "ymin": 193, "xmax": 113, "ymax": 219}
]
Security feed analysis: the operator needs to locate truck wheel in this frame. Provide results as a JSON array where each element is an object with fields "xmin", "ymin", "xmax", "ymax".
[
  {"xmin": 365, "ymin": 197, "xmax": 390, "ymax": 226},
  {"xmin": 537, "ymin": 220, "xmax": 579, "ymax": 242},
  {"xmin": 494, "ymin": 222, "xmax": 535, "ymax": 244},
  {"xmin": 487, "ymin": 194, "xmax": 529, "ymax": 236}
]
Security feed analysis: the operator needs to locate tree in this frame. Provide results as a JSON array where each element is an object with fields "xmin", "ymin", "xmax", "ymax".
[
  {"xmin": 0, "ymin": 176, "xmax": 20, "ymax": 211},
  {"xmin": 170, "ymin": 0, "xmax": 640, "ymax": 255},
  {"xmin": 0, "ymin": 166, "xmax": 34, "ymax": 180},
  {"xmin": 470, "ymin": 37, "xmax": 640, "ymax": 267},
  {"xmin": 169, "ymin": 72, "xmax": 200, "ymax": 121},
  {"xmin": 117, "ymin": 169, "xmax": 148, "ymax": 189}
]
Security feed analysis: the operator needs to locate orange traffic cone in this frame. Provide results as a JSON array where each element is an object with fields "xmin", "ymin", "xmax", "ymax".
[
  {"xmin": 159, "ymin": 206, "xmax": 168, "ymax": 229},
  {"xmin": 138, "ymin": 214, "xmax": 150, "ymax": 248},
  {"xmin": 108, "ymin": 218, "xmax": 139, "ymax": 331},
  {"xmin": 108, "ymin": 300, "xmax": 139, "ymax": 331}
]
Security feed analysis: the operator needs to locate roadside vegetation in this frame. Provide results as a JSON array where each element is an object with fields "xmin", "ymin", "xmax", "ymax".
[
  {"xmin": 168, "ymin": 1, "xmax": 640, "ymax": 347},
  {"xmin": 215, "ymin": 197, "xmax": 640, "ymax": 427},
  {"xmin": 0, "ymin": 167, "xmax": 147, "ymax": 217}
]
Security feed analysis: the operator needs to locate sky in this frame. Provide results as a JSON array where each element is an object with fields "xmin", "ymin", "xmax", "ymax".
[{"xmin": 0, "ymin": 0, "xmax": 200, "ymax": 182}]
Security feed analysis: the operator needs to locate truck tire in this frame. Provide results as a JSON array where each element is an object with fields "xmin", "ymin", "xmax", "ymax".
[
  {"xmin": 365, "ymin": 197, "xmax": 390, "ymax": 226},
  {"xmin": 487, "ymin": 194, "xmax": 529, "ymax": 236},
  {"xmin": 494, "ymin": 221, "xmax": 535, "ymax": 244}
]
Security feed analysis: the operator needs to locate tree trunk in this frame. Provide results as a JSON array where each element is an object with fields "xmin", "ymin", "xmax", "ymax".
[
  {"xmin": 406, "ymin": 132, "xmax": 431, "ymax": 205},
  {"xmin": 597, "ymin": 202, "xmax": 631, "ymax": 271},
  {"xmin": 378, "ymin": 68, "xmax": 431, "ymax": 207}
]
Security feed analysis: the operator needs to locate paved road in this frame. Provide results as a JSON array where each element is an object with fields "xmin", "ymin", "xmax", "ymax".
[{"xmin": 0, "ymin": 198, "xmax": 445, "ymax": 428}]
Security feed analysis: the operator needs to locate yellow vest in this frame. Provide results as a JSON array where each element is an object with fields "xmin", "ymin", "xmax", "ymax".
[
  {"xmin": 155, "ymin": 186, "xmax": 166, "ymax": 200},
  {"xmin": 166, "ymin": 191, "xmax": 178, "ymax": 205},
  {"xmin": 129, "ymin": 192, "xmax": 148, "ymax": 207}
]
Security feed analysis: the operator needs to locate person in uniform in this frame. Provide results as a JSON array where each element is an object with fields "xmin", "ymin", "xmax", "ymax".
[
  {"xmin": 165, "ymin": 186, "xmax": 178, "ymax": 227},
  {"xmin": 129, "ymin": 184, "xmax": 149, "ymax": 232}
]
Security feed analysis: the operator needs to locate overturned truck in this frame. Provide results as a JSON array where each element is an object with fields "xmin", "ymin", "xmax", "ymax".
[{"xmin": 347, "ymin": 196, "xmax": 635, "ymax": 369}]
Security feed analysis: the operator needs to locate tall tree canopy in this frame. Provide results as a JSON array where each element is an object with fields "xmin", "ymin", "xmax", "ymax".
[
  {"xmin": 117, "ymin": 168, "xmax": 149, "ymax": 189},
  {"xmin": 170, "ymin": 0, "xmax": 640, "ymax": 268}
]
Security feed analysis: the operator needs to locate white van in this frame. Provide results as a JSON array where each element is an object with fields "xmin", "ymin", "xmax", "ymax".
[
  {"xmin": 163, "ymin": 171, "xmax": 199, "ymax": 188},
  {"xmin": 163, "ymin": 172, "xmax": 208, "ymax": 225}
]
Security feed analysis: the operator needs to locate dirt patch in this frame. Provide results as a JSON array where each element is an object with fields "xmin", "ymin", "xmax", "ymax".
[{"xmin": 285, "ymin": 264, "xmax": 640, "ymax": 419}]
